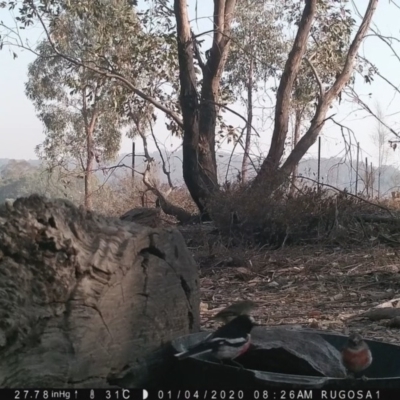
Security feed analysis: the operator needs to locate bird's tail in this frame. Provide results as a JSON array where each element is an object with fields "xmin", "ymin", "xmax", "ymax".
[{"xmin": 174, "ymin": 343, "xmax": 213, "ymax": 360}]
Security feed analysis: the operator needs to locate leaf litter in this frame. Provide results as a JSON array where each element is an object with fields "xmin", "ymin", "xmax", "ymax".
[{"xmin": 181, "ymin": 225, "xmax": 400, "ymax": 345}]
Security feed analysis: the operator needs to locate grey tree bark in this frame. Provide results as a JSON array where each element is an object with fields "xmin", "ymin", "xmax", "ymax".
[{"xmin": 0, "ymin": 195, "xmax": 199, "ymax": 388}]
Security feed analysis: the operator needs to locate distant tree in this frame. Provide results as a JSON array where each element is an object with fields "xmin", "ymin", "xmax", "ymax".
[
  {"xmin": 0, "ymin": 160, "xmax": 98, "ymax": 205},
  {"xmin": 371, "ymin": 102, "xmax": 391, "ymax": 198},
  {"xmin": 24, "ymin": 2, "xmax": 145, "ymax": 209},
  {"xmin": 0, "ymin": 159, "xmax": 34, "ymax": 181},
  {"xmin": 0, "ymin": 160, "xmax": 37, "ymax": 202}
]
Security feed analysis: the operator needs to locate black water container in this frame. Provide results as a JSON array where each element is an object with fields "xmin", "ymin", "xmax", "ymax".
[{"xmin": 170, "ymin": 329, "xmax": 400, "ymax": 389}]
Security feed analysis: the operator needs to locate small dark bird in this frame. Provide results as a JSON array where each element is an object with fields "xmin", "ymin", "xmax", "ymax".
[
  {"xmin": 175, "ymin": 315, "xmax": 255, "ymax": 367},
  {"xmin": 213, "ymin": 300, "xmax": 257, "ymax": 324},
  {"xmin": 341, "ymin": 333, "xmax": 372, "ymax": 376}
]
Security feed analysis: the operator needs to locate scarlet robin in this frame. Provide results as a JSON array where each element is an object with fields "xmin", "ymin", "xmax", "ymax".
[
  {"xmin": 175, "ymin": 315, "xmax": 255, "ymax": 368},
  {"xmin": 341, "ymin": 333, "xmax": 372, "ymax": 377}
]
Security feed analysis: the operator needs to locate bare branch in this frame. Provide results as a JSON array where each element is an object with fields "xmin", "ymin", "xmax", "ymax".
[
  {"xmin": 346, "ymin": 87, "xmax": 400, "ymax": 139},
  {"xmin": 148, "ymin": 119, "xmax": 175, "ymax": 189},
  {"xmin": 304, "ymin": 56, "xmax": 324, "ymax": 98},
  {"xmin": 389, "ymin": 0, "xmax": 400, "ymax": 10},
  {"xmin": 143, "ymin": 160, "xmax": 192, "ymax": 224},
  {"xmin": 212, "ymin": 101, "xmax": 260, "ymax": 137},
  {"xmin": 97, "ymin": 163, "xmax": 144, "ymax": 176},
  {"xmin": 328, "ymin": 0, "xmax": 379, "ymax": 100},
  {"xmin": 358, "ymin": 55, "xmax": 400, "ymax": 97}
]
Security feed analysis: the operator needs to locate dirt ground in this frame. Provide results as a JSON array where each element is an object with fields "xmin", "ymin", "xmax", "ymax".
[{"xmin": 180, "ymin": 225, "xmax": 400, "ymax": 344}]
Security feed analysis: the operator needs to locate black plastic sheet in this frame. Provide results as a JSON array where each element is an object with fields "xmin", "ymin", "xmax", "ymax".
[{"xmin": 171, "ymin": 327, "xmax": 400, "ymax": 388}]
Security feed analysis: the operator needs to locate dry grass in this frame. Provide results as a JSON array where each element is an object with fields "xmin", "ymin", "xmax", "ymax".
[
  {"xmin": 90, "ymin": 176, "xmax": 148, "ymax": 217},
  {"xmin": 90, "ymin": 174, "xmax": 197, "ymax": 223},
  {"xmin": 209, "ymin": 182, "xmax": 400, "ymax": 248}
]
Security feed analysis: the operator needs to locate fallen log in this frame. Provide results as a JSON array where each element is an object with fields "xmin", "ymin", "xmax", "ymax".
[
  {"xmin": 0, "ymin": 195, "xmax": 199, "ymax": 388},
  {"xmin": 120, "ymin": 207, "xmax": 162, "ymax": 227}
]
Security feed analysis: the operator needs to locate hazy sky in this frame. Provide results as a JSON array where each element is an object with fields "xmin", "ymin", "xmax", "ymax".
[{"xmin": 1, "ymin": 0, "xmax": 400, "ymax": 171}]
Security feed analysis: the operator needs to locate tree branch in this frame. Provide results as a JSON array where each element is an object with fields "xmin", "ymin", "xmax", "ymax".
[
  {"xmin": 191, "ymin": 29, "xmax": 206, "ymax": 73},
  {"xmin": 143, "ymin": 160, "xmax": 192, "ymax": 224},
  {"xmin": 358, "ymin": 55, "xmax": 400, "ymax": 97},
  {"xmin": 206, "ymin": 0, "xmax": 237, "ymax": 76},
  {"xmin": 327, "ymin": 0, "xmax": 378, "ymax": 100},
  {"xmin": 279, "ymin": 0, "xmax": 379, "ymax": 177},
  {"xmin": 297, "ymin": 175, "xmax": 394, "ymax": 217},
  {"xmin": 258, "ymin": 0, "xmax": 317, "ymax": 176},
  {"xmin": 345, "ymin": 86, "xmax": 400, "ymax": 139},
  {"xmin": 174, "ymin": 0, "xmax": 199, "ymax": 118},
  {"xmin": 211, "ymin": 101, "xmax": 260, "ymax": 137},
  {"xmin": 148, "ymin": 118, "xmax": 175, "ymax": 189},
  {"xmin": 304, "ymin": 56, "xmax": 324, "ymax": 98}
]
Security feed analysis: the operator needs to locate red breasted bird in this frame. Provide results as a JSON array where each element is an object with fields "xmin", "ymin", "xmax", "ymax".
[
  {"xmin": 213, "ymin": 300, "xmax": 257, "ymax": 324},
  {"xmin": 341, "ymin": 333, "xmax": 372, "ymax": 376},
  {"xmin": 175, "ymin": 315, "xmax": 255, "ymax": 367}
]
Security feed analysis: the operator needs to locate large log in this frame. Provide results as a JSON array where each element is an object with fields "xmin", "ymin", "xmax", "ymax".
[
  {"xmin": 120, "ymin": 207, "xmax": 162, "ymax": 227},
  {"xmin": 0, "ymin": 195, "xmax": 199, "ymax": 388}
]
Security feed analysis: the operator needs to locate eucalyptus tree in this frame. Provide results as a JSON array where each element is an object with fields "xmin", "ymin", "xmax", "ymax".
[
  {"xmin": 24, "ymin": 0, "xmax": 178, "ymax": 209},
  {"xmin": 287, "ymin": 0, "xmax": 358, "ymax": 191},
  {"xmin": 255, "ymin": 0, "xmax": 378, "ymax": 186},
  {"xmin": 26, "ymin": 42, "xmax": 126, "ymax": 210},
  {"xmin": 1, "ymin": 0, "xmax": 379, "ymax": 216},
  {"xmin": 25, "ymin": 1, "xmax": 143, "ymax": 209}
]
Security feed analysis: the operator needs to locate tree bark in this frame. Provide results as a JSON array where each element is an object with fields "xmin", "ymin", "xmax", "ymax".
[
  {"xmin": 174, "ymin": 0, "xmax": 237, "ymax": 216},
  {"xmin": 279, "ymin": 0, "xmax": 378, "ymax": 177},
  {"xmin": 0, "ymin": 195, "xmax": 199, "ymax": 388},
  {"xmin": 254, "ymin": 0, "xmax": 317, "ymax": 184},
  {"xmin": 242, "ymin": 57, "xmax": 253, "ymax": 183}
]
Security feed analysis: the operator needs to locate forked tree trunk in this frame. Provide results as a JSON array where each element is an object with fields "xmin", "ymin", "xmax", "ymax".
[
  {"xmin": 255, "ymin": 0, "xmax": 317, "ymax": 183},
  {"xmin": 253, "ymin": 0, "xmax": 378, "ymax": 192},
  {"xmin": 0, "ymin": 195, "xmax": 199, "ymax": 388},
  {"xmin": 174, "ymin": 0, "xmax": 237, "ymax": 216}
]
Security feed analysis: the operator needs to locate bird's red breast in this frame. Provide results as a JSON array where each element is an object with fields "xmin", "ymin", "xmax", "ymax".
[
  {"xmin": 341, "ymin": 346, "xmax": 372, "ymax": 373},
  {"xmin": 237, "ymin": 339, "xmax": 251, "ymax": 357}
]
